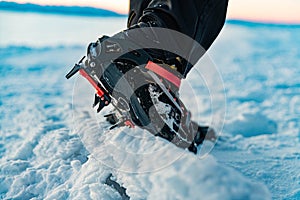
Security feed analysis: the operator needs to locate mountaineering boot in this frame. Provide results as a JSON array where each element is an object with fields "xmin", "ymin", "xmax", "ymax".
[{"xmin": 66, "ymin": 17, "xmax": 216, "ymax": 153}]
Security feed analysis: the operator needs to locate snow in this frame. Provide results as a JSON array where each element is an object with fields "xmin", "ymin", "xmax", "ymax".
[
  {"xmin": 225, "ymin": 112, "xmax": 277, "ymax": 137},
  {"xmin": 1, "ymin": 12, "xmax": 299, "ymax": 199}
]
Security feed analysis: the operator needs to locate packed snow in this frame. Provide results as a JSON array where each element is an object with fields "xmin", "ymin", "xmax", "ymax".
[{"xmin": 0, "ymin": 11, "xmax": 299, "ymax": 199}]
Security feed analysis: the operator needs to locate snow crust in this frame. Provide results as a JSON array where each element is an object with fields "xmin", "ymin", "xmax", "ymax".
[
  {"xmin": 0, "ymin": 45, "xmax": 270, "ymax": 199},
  {"xmin": 1, "ymin": 12, "xmax": 299, "ymax": 199}
]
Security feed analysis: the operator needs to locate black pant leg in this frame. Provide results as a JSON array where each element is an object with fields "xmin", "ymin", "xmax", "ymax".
[{"xmin": 128, "ymin": 0, "xmax": 229, "ymax": 76}]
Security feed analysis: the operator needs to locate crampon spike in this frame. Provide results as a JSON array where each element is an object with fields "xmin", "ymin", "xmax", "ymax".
[
  {"xmin": 93, "ymin": 94, "xmax": 100, "ymax": 108},
  {"xmin": 65, "ymin": 56, "xmax": 85, "ymax": 79}
]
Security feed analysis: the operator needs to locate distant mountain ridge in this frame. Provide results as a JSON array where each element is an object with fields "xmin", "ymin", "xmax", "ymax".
[
  {"xmin": 227, "ymin": 19, "xmax": 300, "ymax": 27},
  {"xmin": 1, "ymin": 1, "xmax": 299, "ymax": 26},
  {"xmin": 0, "ymin": 1, "xmax": 126, "ymax": 17}
]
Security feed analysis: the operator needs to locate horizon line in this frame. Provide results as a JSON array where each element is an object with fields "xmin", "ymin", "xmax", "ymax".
[{"xmin": 1, "ymin": 1, "xmax": 300, "ymax": 25}]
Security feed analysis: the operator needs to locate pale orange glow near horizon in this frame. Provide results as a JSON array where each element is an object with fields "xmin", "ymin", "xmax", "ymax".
[
  {"xmin": 3, "ymin": 0, "xmax": 300, "ymax": 23},
  {"xmin": 228, "ymin": 0, "xmax": 300, "ymax": 24},
  {"xmin": 7, "ymin": 0, "xmax": 130, "ymax": 14}
]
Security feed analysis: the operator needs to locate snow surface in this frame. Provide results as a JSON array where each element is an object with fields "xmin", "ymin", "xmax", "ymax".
[{"xmin": 1, "ymin": 12, "xmax": 299, "ymax": 199}]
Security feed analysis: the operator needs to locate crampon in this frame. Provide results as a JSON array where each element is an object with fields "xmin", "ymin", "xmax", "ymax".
[{"xmin": 66, "ymin": 35, "xmax": 214, "ymax": 154}]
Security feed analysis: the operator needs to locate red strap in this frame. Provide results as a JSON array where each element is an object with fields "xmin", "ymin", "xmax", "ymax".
[
  {"xmin": 124, "ymin": 120, "xmax": 135, "ymax": 128},
  {"xmin": 145, "ymin": 61, "xmax": 181, "ymax": 88},
  {"xmin": 79, "ymin": 69, "xmax": 105, "ymax": 97}
]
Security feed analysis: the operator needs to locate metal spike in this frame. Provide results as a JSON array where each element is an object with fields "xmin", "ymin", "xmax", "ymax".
[
  {"xmin": 104, "ymin": 112, "xmax": 119, "ymax": 125},
  {"xmin": 104, "ymin": 113, "xmax": 114, "ymax": 118},
  {"xmin": 109, "ymin": 120, "xmax": 125, "ymax": 130},
  {"xmin": 65, "ymin": 56, "xmax": 85, "ymax": 79},
  {"xmin": 97, "ymin": 101, "xmax": 105, "ymax": 113},
  {"xmin": 93, "ymin": 94, "xmax": 100, "ymax": 108},
  {"xmin": 109, "ymin": 123, "xmax": 119, "ymax": 130}
]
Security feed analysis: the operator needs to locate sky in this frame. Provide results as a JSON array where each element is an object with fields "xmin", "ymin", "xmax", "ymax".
[{"xmin": 4, "ymin": 0, "xmax": 300, "ymax": 24}]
